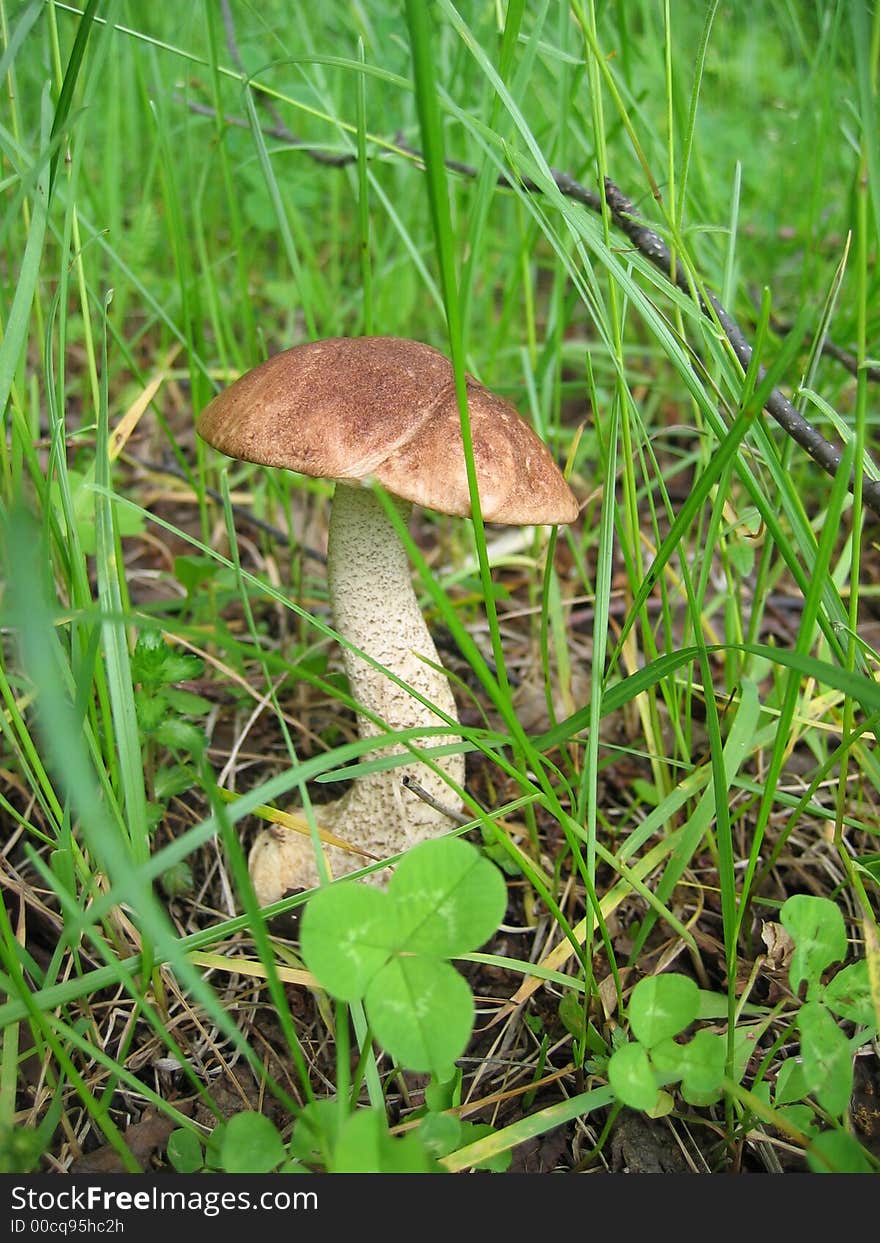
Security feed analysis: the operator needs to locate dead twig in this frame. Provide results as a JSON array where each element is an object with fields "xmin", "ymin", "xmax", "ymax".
[{"xmin": 598, "ymin": 179, "xmax": 878, "ymax": 513}]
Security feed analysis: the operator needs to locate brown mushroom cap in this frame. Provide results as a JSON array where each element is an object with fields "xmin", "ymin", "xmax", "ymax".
[{"xmin": 196, "ymin": 337, "xmax": 579, "ymax": 525}]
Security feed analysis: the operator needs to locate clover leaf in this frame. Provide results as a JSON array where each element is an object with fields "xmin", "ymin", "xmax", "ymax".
[{"xmin": 300, "ymin": 837, "xmax": 507, "ymax": 1076}]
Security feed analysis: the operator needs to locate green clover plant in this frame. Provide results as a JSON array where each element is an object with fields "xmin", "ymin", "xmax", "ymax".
[
  {"xmin": 771, "ymin": 894, "xmax": 877, "ymax": 1172},
  {"xmin": 166, "ymin": 838, "xmax": 510, "ymax": 1174},
  {"xmin": 132, "ymin": 629, "xmax": 210, "ymax": 766},
  {"xmin": 300, "ymin": 835, "xmax": 507, "ymax": 1080},
  {"xmin": 131, "ymin": 629, "xmax": 213, "ymax": 896},
  {"xmin": 607, "ymin": 973, "xmax": 730, "ymax": 1112},
  {"xmin": 605, "ymin": 894, "xmax": 878, "ymax": 1173}
]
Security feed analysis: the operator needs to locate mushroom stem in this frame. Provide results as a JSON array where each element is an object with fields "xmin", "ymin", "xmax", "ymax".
[
  {"xmin": 327, "ymin": 483, "xmax": 460, "ymax": 761},
  {"xmin": 249, "ymin": 483, "xmax": 465, "ymax": 901}
]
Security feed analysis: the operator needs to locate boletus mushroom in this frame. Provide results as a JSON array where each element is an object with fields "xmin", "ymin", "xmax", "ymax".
[{"xmin": 197, "ymin": 336, "xmax": 578, "ymax": 904}]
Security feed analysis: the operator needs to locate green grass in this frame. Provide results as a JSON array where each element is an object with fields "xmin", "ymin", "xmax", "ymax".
[{"xmin": 1, "ymin": 0, "xmax": 879, "ymax": 1175}]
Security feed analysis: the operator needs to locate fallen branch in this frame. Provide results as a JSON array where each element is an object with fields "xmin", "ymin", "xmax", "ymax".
[
  {"xmin": 599, "ymin": 177, "xmax": 872, "ymax": 505},
  {"xmin": 758, "ymin": 295, "xmax": 880, "ymax": 384}
]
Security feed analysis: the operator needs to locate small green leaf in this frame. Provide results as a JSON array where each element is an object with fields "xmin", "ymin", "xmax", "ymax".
[
  {"xmin": 220, "ymin": 1112, "xmax": 286, "ymax": 1173},
  {"xmin": 683, "ymin": 1030, "xmax": 727, "ymax": 1091},
  {"xmin": 628, "ymin": 974, "xmax": 700, "ymax": 1047},
  {"xmin": 632, "ymin": 778, "xmax": 660, "ymax": 806},
  {"xmin": 376, "ymin": 1129, "xmax": 441, "ymax": 1173},
  {"xmin": 775, "ymin": 1103, "xmax": 817, "ymax": 1137},
  {"xmin": 326, "ymin": 1110, "xmax": 384, "ymax": 1173},
  {"xmin": 0, "ymin": 1124, "xmax": 46, "ymax": 1174},
  {"xmin": 584, "ymin": 1022, "xmax": 610, "ymax": 1058},
  {"xmin": 798, "ymin": 1001, "xmax": 853, "ymax": 1117},
  {"xmin": 853, "ymin": 852, "xmax": 880, "ymax": 890},
  {"xmin": 290, "ymin": 1100, "xmax": 342, "ymax": 1167},
  {"xmin": 131, "ymin": 630, "xmax": 169, "ymax": 685},
  {"xmin": 159, "ymin": 861, "xmax": 193, "ymax": 898},
  {"xmin": 328, "ymin": 1110, "xmax": 438, "ymax": 1173},
  {"xmin": 174, "ymin": 554, "xmax": 221, "ymax": 595},
  {"xmin": 203, "ymin": 1122, "xmax": 226, "ymax": 1170},
  {"xmin": 154, "ymin": 719, "xmax": 205, "ymax": 754},
  {"xmin": 751, "ymin": 1080, "xmax": 772, "ymax": 1108},
  {"xmin": 680, "ymin": 1031, "xmax": 726, "ymax": 1105},
  {"xmin": 607, "ymin": 1041, "xmax": 658, "ymax": 1111},
  {"xmin": 418, "ymin": 1111, "xmax": 462, "ymax": 1157},
  {"xmin": 154, "ymin": 764, "xmax": 197, "ymax": 800},
  {"xmin": 646, "ymin": 1090, "xmax": 675, "ymax": 1119},
  {"xmin": 163, "ymin": 687, "xmax": 213, "ymax": 717},
  {"xmin": 135, "ymin": 690, "xmax": 167, "ymax": 733},
  {"xmin": 774, "ymin": 1057, "xmax": 810, "ymax": 1106},
  {"xmin": 166, "ymin": 1128, "xmax": 203, "ymax": 1173},
  {"xmin": 365, "ymin": 955, "xmax": 474, "ymax": 1077},
  {"xmin": 646, "ymin": 1038, "xmax": 684, "ymax": 1081},
  {"xmin": 481, "ymin": 839, "xmax": 523, "ymax": 876},
  {"xmin": 806, "ymin": 1129, "xmax": 872, "ymax": 1174},
  {"xmin": 781, "ymin": 895, "xmax": 847, "ymax": 996},
  {"xmin": 425, "ymin": 1068, "xmax": 462, "ymax": 1112},
  {"xmin": 389, "ymin": 837, "xmax": 507, "ymax": 957},
  {"xmin": 145, "ymin": 800, "xmax": 164, "ymax": 835},
  {"xmin": 726, "ymin": 538, "xmax": 755, "ymax": 578},
  {"xmin": 300, "ymin": 883, "xmax": 393, "ymax": 1002},
  {"xmin": 161, "ymin": 653, "xmax": 205, "ymax": 682},
  {"xmin": 559, "ymin": 991, "xmax": 587, "ymax": 1041},
  {"xmin": 132, "ymin": 630, "xmax": 203, "ymax": 686},
  {"xmin": 821, "ymin": 960, "xmax": 877, "ymax": 1028},
  {"xmin": 51, "ymin": 469, "xmax": 144, "ymax": 555},
  {"xmin": 651, "ymin": 1029, "xmax": 725, "ymax": 1104},
  {"xmin": 732, "ymin": 1024, "xmax": 761, "ymax": 1083}
]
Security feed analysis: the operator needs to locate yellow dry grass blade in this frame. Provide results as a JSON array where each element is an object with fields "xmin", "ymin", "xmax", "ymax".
[
  {"xmin": 109, "ymin": 344, "xmax": 181, "ymax": 461},
  {"xmin": 187, "ymin": 950, "xmax": 316, "ymax": 988},
  {"xmin": 214, "ymin": 787, "xmax": 379, "ymax": 859}
]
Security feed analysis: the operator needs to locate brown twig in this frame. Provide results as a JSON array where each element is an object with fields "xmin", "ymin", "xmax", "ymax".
[
  {"xmin": 807, "ymin": 338, "xmax": 878, "ymax": 383},
  {"xmin": 754, "ymin": 292, "xmax": 880, "ymax": 384},
  {"xmin": 182, "ymin": 97, "xmax": 353, "ymax": 167},
  {"xmin": 597, "ymin": 178, "xmax": 876, "ymax": 507}
]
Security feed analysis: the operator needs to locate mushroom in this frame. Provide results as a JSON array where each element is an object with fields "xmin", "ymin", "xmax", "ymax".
[{"xmin": 197, "ymin": 336, "xmax": 578, "ymax": 903}]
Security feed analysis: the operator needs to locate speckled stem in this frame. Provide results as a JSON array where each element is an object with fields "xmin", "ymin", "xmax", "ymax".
[{"xmin": 249, "ymin": 484, "xmax": 465, "ymax": 902}]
